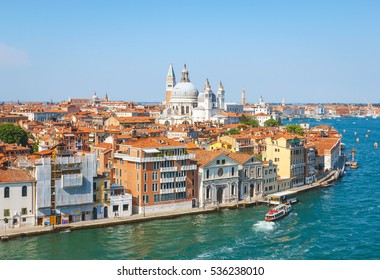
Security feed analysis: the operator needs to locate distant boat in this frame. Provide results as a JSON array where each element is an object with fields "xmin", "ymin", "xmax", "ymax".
[
  {"xmin": 265, "ymin": 203, "xmax": 292, "ymax": 221},
  {"xmin": 350, "ymin": 162, "xmax": 359, "ymax": 169}
]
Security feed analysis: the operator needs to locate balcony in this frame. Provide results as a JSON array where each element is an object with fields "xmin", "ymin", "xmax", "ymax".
[
  {"xmin": 181, "ymin": 164, "xmax": 197, "ymax": 171},
  {"xmin": 175, "ymin": 176, "xmax": 186, "ymax": 182},
  {"xmin": 160, "ymin": 166, "xmax": 178, "ymax": 172},
  {"xmin": 160, "ymin": 177, "xmax": 175, "ymax": 183},
  {"xmin": 175, "ymin": 187, "xmax": 186, "ymax": 193},
  {"xmin": 160, "ymin": 188, "xmax": 175, "ymax": 194},
  {"xmin": 114, "ymin": 153, "xmax": 166, "ymax": 163},
  {"xmin": 291, "ymin": 163, "xmax": 306, "ymax": 169},
  {"xmin": 114, "ymin": 152, "xmax": 194, "ymax": 163},
  {"xmin": 166, "ymin": 154, "xmax": 195, "ymax": 161}
]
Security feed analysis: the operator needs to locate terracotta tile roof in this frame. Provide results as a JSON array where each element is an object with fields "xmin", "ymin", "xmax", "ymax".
[
  {"xmin": 227, "ymin": 152, "xmax": 258, "ymax": 164},
  {"xmin": 0, "ymin": 168, "xmax": 35, "ymax": 182},
  {"xmin": 190, "ymin": 149, "xmax": 227, "ymax": 167}
]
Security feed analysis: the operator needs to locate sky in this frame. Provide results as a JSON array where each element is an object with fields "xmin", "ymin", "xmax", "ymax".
[{"xmin": 1, "ymin": 0, "xmax": 379, "ymax": 104}]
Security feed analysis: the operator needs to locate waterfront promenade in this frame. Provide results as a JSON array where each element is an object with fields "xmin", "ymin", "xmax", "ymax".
[{"xmin": 1, "ymin": 157, "xmax": 346, "ymax": 241}]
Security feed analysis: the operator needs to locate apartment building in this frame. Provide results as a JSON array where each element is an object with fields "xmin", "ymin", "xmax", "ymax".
[
  {"xmin": 263, "ymin": 134, "xmax": 306, "ymax": 187},
  {"xmin": 113, "ymin": 138, "xmax": 198, "ymax": 214}
]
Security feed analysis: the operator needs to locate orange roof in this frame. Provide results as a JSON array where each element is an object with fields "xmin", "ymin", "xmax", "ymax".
[
  {"xmin": 0, "ymin": 169, "xmax": 35, "ymax": 182},
  {"xmin": 227, "ymin": 152, "xmax": 258, "ymax": 164},
  {"xmin": 190, "ymin": 149, "xmax": 227, "ymax": 167}
]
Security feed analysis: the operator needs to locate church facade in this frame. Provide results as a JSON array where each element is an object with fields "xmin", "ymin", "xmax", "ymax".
[{"xmin": 159, "ymin": 64, "xmax": 225, "ymax": 125}]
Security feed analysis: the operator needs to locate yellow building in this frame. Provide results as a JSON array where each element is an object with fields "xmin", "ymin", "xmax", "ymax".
[
  {"xmin": 93, "ymin": 175, "xmax": 111, "ymax": 219},
  {"xmin": 263, "ymin": 134, "xmax": 306, "ymax": 187},
  {"xmin": 217, "ymin": 134, "xmax": 255, "ymax": 154}
]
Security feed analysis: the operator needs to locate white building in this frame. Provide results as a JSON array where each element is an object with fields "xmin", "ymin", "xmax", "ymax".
[
  {"xmin": 159, "ymin": 64, "xmax": 225, "ymax": 125},
  {"xmin": 190, "ymin": 150, "xmax": 239, "ymax": 208},
  {"xmin": 34, "ymin": 153, "xmax": 96, "ymax": 225},
  {"xmin": 109, "ymin": 185, "xmax": 132, "ymax": 217},
  {"xmin": 0, "ymin": 169, "xmax": 35, "ymax": 228}
]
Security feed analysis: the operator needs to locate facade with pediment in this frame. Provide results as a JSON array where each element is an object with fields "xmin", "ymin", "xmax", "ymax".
[{"xmin": 191, "ymin": 151, "xmax": 240, "ymax": 208}]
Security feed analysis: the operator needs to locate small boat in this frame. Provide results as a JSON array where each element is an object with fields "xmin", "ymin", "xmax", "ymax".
[
  {"xmin": 286, "ymin": 197, "xmax": 299, "ymax": 204},
  {"xmin": 264, "ymin": 203, "xmax": 292, "ymax": 222},
  {"xmin": 350, "ymin": 162, "xmax": 359, "ymax": 169}
]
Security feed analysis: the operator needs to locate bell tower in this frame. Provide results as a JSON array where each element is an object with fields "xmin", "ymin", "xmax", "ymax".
[{"xmin": 165, "ymin": 64, "xmax": 176, "ymax": 106}]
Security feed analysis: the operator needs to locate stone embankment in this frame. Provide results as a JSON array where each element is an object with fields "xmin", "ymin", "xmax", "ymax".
[{"xmin": 1, "ymin": 156, "xmax": 346, "ymax": 241}]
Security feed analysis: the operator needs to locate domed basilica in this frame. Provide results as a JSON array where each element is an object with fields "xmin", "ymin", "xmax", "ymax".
[{"xmin": 158, "ymin": 64, "xmax": 225, "ymax": 125}]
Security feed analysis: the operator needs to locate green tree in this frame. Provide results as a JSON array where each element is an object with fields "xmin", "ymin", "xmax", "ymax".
[
  {"xmin": 0, "ymin": 123, "xmax": 29, "ymax": 146},
  {"xmin": 264, "ymin": 118, "xmax": 279, "ymax": 127},
  {"xmin": 240, "ymin": 114, "xmax": 259, "ymax": 127},
  {"xmin": 286, "ymin": 124, "xmax": 304, "ymax": 135},
  {"xmin": 227, "ymin": 128, "xmax": 240, "ymax": 135},
  {"xmin": 33, "ymin": 140, "xmax": 40, "ymax": 153}
]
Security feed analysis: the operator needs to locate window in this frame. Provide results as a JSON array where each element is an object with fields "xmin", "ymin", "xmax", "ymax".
[
  {"xmin": 206, "ymin": 187, "xmax": 210, "ymax": 199},
  {"xmin": 123, "ymin": 204, "xmax": 129, "ymax": 211},
  {"xmin": 104, "ymin": 181, "xmax": 108, "ymax": 189},
  {"xmin": 93, "ymin": 182, "xmax": 97, "ymax": 191},
  {"xmin": 152, "ymin": 183, "xmax": 158, "ymax": 192},
  {"xmin": 22, "ymin": 186, "xmax": 27, "ymax": 197},
  {"xmin": 142, "ymin": 163, "xmax": 146, "ymax": 170},
  {"xmin": 206, "ymin": 169, "xmax": 209, "ymax": 179},
  {"xmin": 21, "ymin": 208, "xmax": 27, "ymax": 215},
  {"xmin": 113, "ymin": 205, "xmax": 119, "ymax": 212},
  {"xmin": 154, "ymin": 162, "xmax": 160, "ymax": 169},
  {"xmin": 144, "ymin": 184, "xmax": 147, "ymax": 192},
  {"xmin": 93, "ymin": 194, "xmax": 97, "ymax": 202},
  {"xmin": 216, "ymin": 160, "xmax": 220, "ymax": 164},
  {"xmin": 222, "ymin": 159, "xmax": 225, "ymax": 164},
  {"xmin": 143, "ymin": 195, "xmax": 149, "ymax": 204},
  {"xmin": 4, "ymin": 209, "xmax": 10, "ymax": 217},
  {"xmin": 154, "ymin": 194, "xmax": 160, "ymax": 202},
  {"xmin": 104, "ymin": 193, "xmax": 108, "ymax": 201},
  {"xmin": 231, "ymin": 167, "xmax": 235, "ymax": 176},
  {"xmin": 144, "ymin": 173, "xmax": 147, "ymax": 181},
  {"xmin": 135, "ymin": 163, "xmax": 139, "ymax": 170},
  {"xmin": 152, "ymin": 172, "xmax": 158, "ymax": 181},
  {"xmin": 4, "ymin": 187, "xmax": 9, "ymax": 198}
]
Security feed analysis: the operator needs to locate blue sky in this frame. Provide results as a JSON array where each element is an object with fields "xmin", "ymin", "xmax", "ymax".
[{"xmin": 1, "ymin": 0, "xmax": 379, "ymax": 103}]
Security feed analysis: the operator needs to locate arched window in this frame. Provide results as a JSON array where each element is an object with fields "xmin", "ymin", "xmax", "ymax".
[
  {"xmin": 22, "ymin": 186, "xmax": 27, "ymax": 197},
  {"xmin": 186, "ymin": 106, "xmax": 189, "ymax": 114},
  {"xmin": 231, "ymin": 184, "xmax": 235, "ymax": 196},
  {"xmin": 206, "ymin": 187, "xmax": 211, "ymax": 199},
  {"xmin": 4, "ymin": 187, "xmax": 10, "ymax": 198},
  {"xmin": 232, "ymin": 167, "xmax": 235, "ymax": 176}
]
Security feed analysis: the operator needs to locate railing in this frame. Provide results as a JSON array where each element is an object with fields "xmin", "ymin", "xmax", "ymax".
[
  {"xmin": 175, "ymin": 187, "xmax": 186, "ymax": 192},
  {"xmin": 160, "ymin": 177, "xmax": 175, "ymax": 183},
  {"xmin": 160, "ymin": 166, "xmax": 178, "ymax": 172},
  {"xmin": 115, "ymin": 153, "xmax": 194, "ymax": 162},
  {"xmin": 291, "ymin": 163, "xmax": 306, "ymax": 169},
  {"xmin": 165, "ymin": 154, "xmax": 195, "ymax": 160},
  {"xmin": 181, "ymin": 164, "xmax": 197, "ymax": 171},
  {"xmin": 175, "ymin": 176, "xmax": 186, "ymax": 182},
  {"xmin": 160, "ymin": 188, "xmax": 175, "ymax": 194}
]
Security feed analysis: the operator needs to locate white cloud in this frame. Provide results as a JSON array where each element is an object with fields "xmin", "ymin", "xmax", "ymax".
[{"xmin": 0, "ymin": 43, "xmax": 31, "ymax": 68}]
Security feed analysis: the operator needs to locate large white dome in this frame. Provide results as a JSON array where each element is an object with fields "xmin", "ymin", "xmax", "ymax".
[{"xmin": 170, "ymin": 82, "xmax": 199, "ymax": 102}]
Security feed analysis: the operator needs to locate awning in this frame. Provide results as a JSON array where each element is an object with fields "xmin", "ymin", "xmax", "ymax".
[{"xmin": 142, "ymin": 148, "xmax": 160, "ymax": 153}]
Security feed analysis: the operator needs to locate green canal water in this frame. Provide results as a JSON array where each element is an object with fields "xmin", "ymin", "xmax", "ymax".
[{"xmin": 1, "ymin": 117, "xmax": 380, "ymax": 260}]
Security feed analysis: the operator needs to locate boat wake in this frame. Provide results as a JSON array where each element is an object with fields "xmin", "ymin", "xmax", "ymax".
[{"xmin": 253, "ymin": 221, "xmax": 277, "ymax": 232}]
